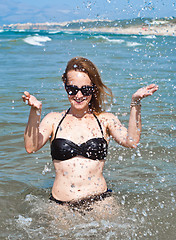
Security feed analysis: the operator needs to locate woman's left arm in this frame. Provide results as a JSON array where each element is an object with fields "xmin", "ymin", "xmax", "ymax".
[
  {"xmin": 127, "ymin": 84, "xmax": 158, "ymax": 148},
  {"xmin": 107, "ymin": 84, "xmax": 158, "ymax": 148}
]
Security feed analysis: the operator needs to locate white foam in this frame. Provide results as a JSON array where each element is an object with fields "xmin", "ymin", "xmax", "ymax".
[
  {"xmin": 23, "ymin": 35, "xmax": 52, "ymax": 46},
  {"xmin": 64, "ymin": 31, "xmax": 76, "ymax": 34},
  {"xmin": 126, "ymin": 42, "xmax": 142, "ymax": 47},
  {"xmin": 95, "ymin": 35, "xmax": 108, "ymax": 40},
  {"xmin": 25, "ymin": 194, "xmax": 37, "ymax": 202},
  {"xmin": 143, "ymin": 35, "xmax": 156, "ymax": 39},
  {"xmin": 108, "ymin": 39, "xmax": 125, "ymax": 43},
  {"xmin": 16, "ymin": 215, "xmax": 32, "ymax": 226},
  {"xmin": 0, "ymin": 29, "xmax": 4, "ymax": 33},
  {"xmin": 148, "ymin": 43, "xmax": 155, "ymax": 47},
  {"xmin": 95, "ymin": 35, "xmax": 124, "ymax": 43},
  {"xmin": 48, "ymin": 30, "xmax": 61, "ymax": 34},
  {"xmin": 12, "ymin": 29, "xmax": 26, "ymax": 32}
]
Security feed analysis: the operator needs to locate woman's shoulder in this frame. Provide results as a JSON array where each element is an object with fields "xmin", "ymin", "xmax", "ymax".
[
  {"xmin": 42, "ymin": 110, "xmax": 67, "ymax": 123},
  {"xmin": 98, "ymin": 112, "xmax": 123, "ymax": 131},
  {"xmin": 95, "ymin": 112, "xmax": 119, "ymax": 129},
  {"xmin": 97, "ymin": 111, "xmax": 117, "ymax": 121}
]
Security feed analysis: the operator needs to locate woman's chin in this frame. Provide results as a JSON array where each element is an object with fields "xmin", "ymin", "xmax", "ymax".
[{"xmin": 71, "ymin": 100, "xmax": 89, "ymax": 111}]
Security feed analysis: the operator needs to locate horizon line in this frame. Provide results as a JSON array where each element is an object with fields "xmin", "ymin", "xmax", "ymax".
[{"xmin": 1, "ymin": 16, "xmax": 175, "ymax": 27}]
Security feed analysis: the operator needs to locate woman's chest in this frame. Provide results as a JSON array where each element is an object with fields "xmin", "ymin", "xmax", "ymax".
[{"xmin": 54, "ymin": 116, "xmax": 107, "ymax": 144}]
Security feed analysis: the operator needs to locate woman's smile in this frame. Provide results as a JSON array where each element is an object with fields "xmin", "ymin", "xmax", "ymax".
[{"xmin": 74, "ymin": 97, "xmax": 87, "ymax": 103}]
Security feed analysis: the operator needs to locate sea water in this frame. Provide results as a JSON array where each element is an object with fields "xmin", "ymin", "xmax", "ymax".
[{"xmin": 0, "ymin": 25, "xmax": 176, "ymax": 239}]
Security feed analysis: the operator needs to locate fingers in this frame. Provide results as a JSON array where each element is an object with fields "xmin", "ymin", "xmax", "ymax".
[
  {"xmin": 21, "ymin": 91, "xmax": 42, "ymax": 109},
  {"xmin": 146, "ymin": 84, "xmax": 156, "ymax": 89},
  {"xmin": 22, "ymin": 91, "xmax": 30, "ymax": 98},
  {"xmin": 22, "ymin": 91, "xmax": 30, "ymax": 102},
  {"xmin": 144, "ymin": 84, "xmax": 158, "ymax": 98},
  {"xmin": 146, "ymin": 84, "xmax": 159, "ymax": 90},
  {"xmin": 147, "ymin": 84, "xmax": 159, "ymax": 94},
  {"xmin": 24, "ymin": 91, "xmax": 30, "ymax": 97},
  {"xmin": 133, "ymin": 84, "xmax": 158, "ymax": 101}
]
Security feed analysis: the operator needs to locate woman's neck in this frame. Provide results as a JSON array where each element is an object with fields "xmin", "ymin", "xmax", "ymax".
[{"xmin": 69, "ymin": 107, "xmax": 92, "ymax": 118}]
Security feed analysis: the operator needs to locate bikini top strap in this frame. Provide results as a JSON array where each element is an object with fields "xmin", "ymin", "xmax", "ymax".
[
  {"xmin": 54, "ymin": 108, "xmax": 70, "ymax": 139},
  {"xmin": 93, "ymin": 112, "xmax": 104, "ymax": 137}
]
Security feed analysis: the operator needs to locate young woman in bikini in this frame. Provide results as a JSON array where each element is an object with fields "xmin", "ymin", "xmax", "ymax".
[{"xmin": 22, "ymin": 57, "xmax": 158, "ymax": 205}]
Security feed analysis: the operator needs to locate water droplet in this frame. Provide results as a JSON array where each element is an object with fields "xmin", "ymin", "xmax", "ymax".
[
  {"xmin": 159, "ymin": 202, "xmax": 164, "ymax": 208},
  {"xmin": 36, "ymin": 110, "xmax": 40, "ymax": 116},
  {"xmin": 118, "ymin": 156, "xmax": 123, "ymax": 161},
  {"xmin": 171, "ymin": 125, "xmax": 176, "ymax": 130},
  {"xmin": 133, "ymin": 208, "xmax": 137, "ymax": 213},
  {"xmin": 142, "ymin": 209, "xmax": 148, "ymax": 217},
  {"xmin": 42, "ymin": 164, "xmax": 51, "ymax": 175}
]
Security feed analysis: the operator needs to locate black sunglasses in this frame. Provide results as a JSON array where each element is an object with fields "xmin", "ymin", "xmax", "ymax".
[{"xmin": 65, "ymin": 84, "xmax": 94, "ymax": 96}]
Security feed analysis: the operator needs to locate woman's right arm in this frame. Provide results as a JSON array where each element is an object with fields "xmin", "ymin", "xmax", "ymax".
[{"xmin": 22, "ymin": 91, "xmax": 53, "ymax": 153}]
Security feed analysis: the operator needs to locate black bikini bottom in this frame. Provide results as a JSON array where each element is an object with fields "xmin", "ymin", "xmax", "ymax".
[{"xmin": 49, "ymin": 189, "xmax": 112, "ymax": 211}]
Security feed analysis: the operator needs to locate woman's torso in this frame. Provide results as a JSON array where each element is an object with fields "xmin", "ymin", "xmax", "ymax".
[{"xmin": 50, "ymin": 110, "xmax": 109, "ymax": 201}]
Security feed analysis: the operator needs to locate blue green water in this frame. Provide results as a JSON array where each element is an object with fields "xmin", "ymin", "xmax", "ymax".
[{"xmin": 0, "ymin": 28, "xmax": 176, "ymax": 239}]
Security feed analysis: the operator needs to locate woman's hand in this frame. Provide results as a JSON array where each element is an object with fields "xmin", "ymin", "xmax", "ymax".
[
  {"xmin": 132, "ymin": 84, "xmax": 159, "ymax": 102},
  {"xmin": 22, "ymin": 91, "xmax": 42, "ymax": 110}
]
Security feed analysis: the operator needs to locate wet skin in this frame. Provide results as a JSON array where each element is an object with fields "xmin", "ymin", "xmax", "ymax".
[
  {"xmin": 51, "ymin": 71, "xmax": 108, "ymax": 201},
  {"xmin": 22, "ymin": 70, "xmax": 158, "ymax": 201}
]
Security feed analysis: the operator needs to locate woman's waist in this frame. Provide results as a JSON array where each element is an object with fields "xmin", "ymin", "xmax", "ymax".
[
  {"xmin": 52, "ymin": 176, "xmax": 107, "ymax": 201},
  {"xmin": 50, "ymin": 188, "xmax": 112, "ymax": 206},
  {"xmin": 54, "ymin": 170, "xmax": 105, "ymax": 188}
]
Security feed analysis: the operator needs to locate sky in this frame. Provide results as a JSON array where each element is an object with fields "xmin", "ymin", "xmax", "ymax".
[{"xmin": 0, "ymin": 0, "xmax": 175, "ymax": 25}]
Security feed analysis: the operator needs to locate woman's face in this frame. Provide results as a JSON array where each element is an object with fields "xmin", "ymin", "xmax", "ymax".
[{"xmin": 65, "ymin": 70, "xmax": 93, "ymax": 111}]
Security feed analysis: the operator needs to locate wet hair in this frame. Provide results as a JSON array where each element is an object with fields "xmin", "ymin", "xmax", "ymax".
[{"xmin": 62, "ymin": 56, "xmax": 113, "ymax": 113}]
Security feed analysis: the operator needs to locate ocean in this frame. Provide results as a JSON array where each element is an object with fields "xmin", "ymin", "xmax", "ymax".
[{"xmin": 0, "ymin": 23, "xmax": 176, "ymax": 239}]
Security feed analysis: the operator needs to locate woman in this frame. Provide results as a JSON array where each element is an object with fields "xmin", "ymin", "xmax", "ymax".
[{"xmin": 22, "ymin": 56, "xmax": 158, "ymax": 206}]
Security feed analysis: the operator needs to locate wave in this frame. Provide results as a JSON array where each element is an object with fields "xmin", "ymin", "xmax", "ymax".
[
  {"xmin": 142, "ymin": 35, "xmax": 156, "ymax": 39},
  {"xmin": 47, "ymin": 30, "xmax": 62, "ymax": 34},
  {"xmin": 23, "ymin": 35, "xmax": 52, "ymax": 46},
  {"xmin": 12, "ymin": 29, "xmax": 26, "ymax": 32},
  {"xmin": 36, "ymin": 29, "xmax": 84, "ymax": 35},
  {"xmin": 94, "ymin": 35, "xmax": 125, "ymax": 43},
  {"xmin": 107, "ymin": 39, "xmax": 125, "ymax": 43},
  {"xmin": 126, "ymin": 42, "xmax": 142, "ymax": 47}
]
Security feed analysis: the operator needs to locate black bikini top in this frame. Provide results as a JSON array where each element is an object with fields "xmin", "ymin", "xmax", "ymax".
[{"xmin": 51, "ymin": 109, "xmax": 108, "ymax": 161}]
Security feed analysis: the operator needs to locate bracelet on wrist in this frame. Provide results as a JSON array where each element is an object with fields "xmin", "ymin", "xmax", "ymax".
[{"xmin": 130, "ymin": 100, "xmax": 141, "ymax": 108}]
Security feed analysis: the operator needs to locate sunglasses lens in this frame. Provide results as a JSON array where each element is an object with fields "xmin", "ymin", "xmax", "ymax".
[
  {"xmin": 65, "ymin": 85, "xmax": 94, "ymax": 96},
  {"xmin": 66, "ymin": 86, "xmax": 78, "ymax": 95},
  {"xmin": 81, "ymin": 86, "xmax": 94, "ymax": 96}
]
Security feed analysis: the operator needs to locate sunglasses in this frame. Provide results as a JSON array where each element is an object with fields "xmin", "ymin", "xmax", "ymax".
[{"xmin": 65, "ymin": 84, "xmax": 94, "ymax": 96}]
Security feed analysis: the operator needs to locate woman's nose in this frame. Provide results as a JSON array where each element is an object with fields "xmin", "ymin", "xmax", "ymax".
[{"xmin": 75, "ymin": 90, "xmax": 83, "ymax": 97}]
